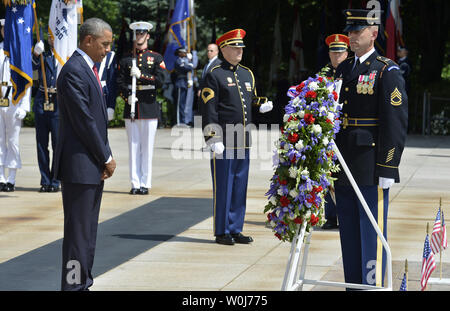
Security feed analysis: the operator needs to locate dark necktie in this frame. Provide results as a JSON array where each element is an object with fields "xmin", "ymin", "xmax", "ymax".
[
  {"xmin": 92, "ymin": 65, "xmax": 103, "ymax": 93},
  {"xmin": 352, "ymin": 58, "xmax": 360, "ymax": 72}
]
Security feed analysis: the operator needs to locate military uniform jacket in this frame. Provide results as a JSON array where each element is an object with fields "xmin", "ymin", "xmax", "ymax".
[
  {"xmin": 32, "ymin": 51, "xmax": 58, "ymax": 114},
  {"xmin": 117, "ymin": 49, "xmax": 166, "ymax": 119},
  {"xmin": 334, "ymin": 50, "xmax": 408, "ymax": 186},
  {"xmin": 323, "ymin": 62, "xmax": 337, "ymax": 78},
  {"xmin": 201, "ymin": 60, "xmax": 257, "ymax": 149}
]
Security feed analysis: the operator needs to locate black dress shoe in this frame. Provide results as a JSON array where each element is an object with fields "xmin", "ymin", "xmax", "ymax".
[
  {"xmin": 231, "ymin": 233, "xmax": 253, "ymax": 244},
  {"xmin": 140, "ymin": 187, "xmax": 149, "ymax": 195},
  {"xmin": 4, "ymin": 183, "xmax": 15, "ymax": 192},
  {"xmin": 321, "ymin": 219, "xmax": 339, "ymax": 230},
  {"xmin": 129, "ymin": 188, "xmax": 140, "ymax": 195},
  {"xmin": 39, "ymin": 185, "xmax": 49, "ymax": 192},
  {"xmin": 215, "ymin": 234, "xmax": 235, "ymax": 245},
  {"xmin": 0, "ymin": 182, "xmax": 6, "ymax": 191},
  {"xmin": 48, "ymin": 186, "xmax": 60, "ymax": 192}
]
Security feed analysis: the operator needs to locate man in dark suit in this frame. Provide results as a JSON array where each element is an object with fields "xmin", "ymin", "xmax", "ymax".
[
  {"xmin": 334, "ymin": 9, "xmax": 408, "ymax": 288},
  {"xmin": 198, "ymin": 43, "xmax": 221, "ymax": 116},
  {"xmin": 54, "ymin": 18, "xmax": 116, "ymax": 291}
]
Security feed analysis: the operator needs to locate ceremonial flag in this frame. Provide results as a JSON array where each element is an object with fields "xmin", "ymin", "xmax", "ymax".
[
  {"xmin": 288, "ymin": 8, "xmax": 305, "ymax": 84},
  {"xmin": 420, "ymin": 234, "xmax": 436, "ymax": 291},
  {"xmin": 385, "ymin": 0, "xmax": 404, "ymax": 60},
  {"xmin": 163, "ymin": 0, "xmax": 191, "ymax": 72},
  {"xmin": 399, "ymin": 272, "xmax": 407, "ymax": 291},
  {"xmin": 268, "ymin": 4, "xmax": 282, "ymax": 87},
  {"xmin": 431, "ymin": 208, "xmax": 448, "ymax": 254},
  {"xmin": 3, "ymin": 0, "xmax": 35, "ymax": 105},
  {"xmin": 48, "ymin": 0, "xmax": 82, "ymax": 76}
]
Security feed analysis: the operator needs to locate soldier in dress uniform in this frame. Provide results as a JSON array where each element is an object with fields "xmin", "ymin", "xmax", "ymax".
[
  {"xmin": 324, "ymin": 34, "xmax": 349, "ymax": 78},
  {"xmin": 334, "ymin": 9, "xmax": 408, "ymax": 288},
  {"xmin": 201, "ymin": 29, "xmax": 273, "ymax": 245},
  {"xmin": 0, "ymin": 18, "xmax": 31, "ymax": 192},
  {"xmin": 117, "ymin": 21, "xmax": 166, "ymax": 195},
  {"xmin": 32, "ymin": 33, "xmax": 60, "ymax": 192},
  {"xmin": 322, "ymin": 34, "xmax": 349, "ymax": 230}
]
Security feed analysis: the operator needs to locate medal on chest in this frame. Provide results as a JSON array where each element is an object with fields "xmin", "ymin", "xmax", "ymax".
[{"xmin": 367, "ymin": 71, "xmax": 377, "ymax": 95}]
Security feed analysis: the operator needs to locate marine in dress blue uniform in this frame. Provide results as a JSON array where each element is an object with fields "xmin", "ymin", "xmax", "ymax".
[
  {"xmin": 322, "ymin": 34, "xmax": 349, "ymax": 229},
  {"xmin": 201, "ymin": 29, "xmax": 273, "ymax": 245},
  {"xmin": 334, "ymin": 9, "xmax": 408, "ymax": 288},
  {"xmin": 32, "ymin": 36, "xmax": 60, "ymax": 192}
]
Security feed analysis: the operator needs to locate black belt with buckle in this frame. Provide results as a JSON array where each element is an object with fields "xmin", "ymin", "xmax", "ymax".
[{"xmin": 342, "ymin": 115, "xmax": 379, "ymax": 129}]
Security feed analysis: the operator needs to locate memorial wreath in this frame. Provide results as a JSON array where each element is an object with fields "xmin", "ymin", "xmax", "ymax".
[{"xmin": 264, "ymin": 68, "xmax": 343, "ymax": 242}]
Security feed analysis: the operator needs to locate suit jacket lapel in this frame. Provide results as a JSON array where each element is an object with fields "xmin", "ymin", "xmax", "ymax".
[{"xmin": 73, "ymin": 51, "xmax": 108, "ymax": 121}]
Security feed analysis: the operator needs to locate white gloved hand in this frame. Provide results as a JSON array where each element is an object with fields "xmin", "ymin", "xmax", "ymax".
[
  {"xmin": 34, "ymin": 40, "xmax": 45, "ymax": 56},
  {"xmin": 259, "ymin": 101, "xmax": 273, "ymax": 113},
  {"xmin": 128, "ymin": 95, "xmax": 138, "ymax": 105},
  {"xmin": 15, "ymin": 107, "xmax": 27, "ymax": 120},
  {"xmin": 186, "ymin": 52, "xmax": 193, "ymax": 60},
  {"xmin": 187, "ymin": 79, "xmax": 193, "ymax": 88},
  {"xmin": 130, "ymin": 66, "xmax": 141, "ymax": 79},
  {"xmin": 107, "ymin": 107, "xmax": 115, "ymax": 121},
  {"xmin": 379, "ymin": 177, "xmax": 395, "ymax": 189},
  {"xmin": 210, "ymin": 142, "xmax": 225, "ymax": 155}
]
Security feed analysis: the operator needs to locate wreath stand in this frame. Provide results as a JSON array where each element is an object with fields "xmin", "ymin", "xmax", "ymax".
[{"xmin": 281, "ymin": 140, "xmax": 393, "ymax": 291}]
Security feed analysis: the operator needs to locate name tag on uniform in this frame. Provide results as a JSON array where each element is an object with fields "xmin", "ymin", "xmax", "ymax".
[
  {"xmin": 0, "ymin": 98, "xmax": 9, "ymax": 107},
  {"xmin": 245, "ymin": 82, "xmax": 252, "ymax": 92}
]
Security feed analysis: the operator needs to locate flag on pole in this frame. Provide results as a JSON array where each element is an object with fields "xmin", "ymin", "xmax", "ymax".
[
  {"xmin": 288, "ymin": 8, "xmax": 305, "ymax": 84},
  {"xmin": 420, "ymin": 234, "xmax": 436, "ymax": 291},
  {"xmin": 399, "ymin": 272, "xmax": 407, "ymax": 291},
  {"xmin": 385, "ymin": 0, "xmax": 404, "ymax": 60},
  {"xmin": 162, "ymin": 0, "xmax": 191, "ymax": 72},
  {"xmin": 48, "ymin": 0, "xmax": 82, "ymax": 76},
  {"xmin": 268, "ymin": 4, "xmax": 282, "ymax": 88},
  {"xmin": 3, "ymin": 0, "xmax": 35, "ymax": 105},
  {"xmin": 431, "ymin": 208, "xmax": 448, "ymax": 254}
]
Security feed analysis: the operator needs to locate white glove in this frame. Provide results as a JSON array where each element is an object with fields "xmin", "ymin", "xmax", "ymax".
[
  {"xmin": 128, "ymin": 95, "xmax": 138, "ymax": 105},
  {"xmin": 259, "ymin": 101, "xmax": 273, "ymax": 113},
  {"xmin": 130, "ymin": 66, "xmax": 141, "ymax": 79},
  {"xmin": 379, "ymin": 177, "xmax": 395, "ymax": 189},
  {"xmin": 187, "ymin": 79, "xmax": 193, "ymax": 88},
  {"xmin": 107, "ymin": 107, "xmax": 115, "ymax": 121},
  {"xmin": 34, "ymin": 40, "xmax": 45, "ymax": 56},
  {"xmin": 15, "ymin": 108, "xmax": 27, "ymax": 120},
  {"xmin": 186, "ymin": 52, "xmax": 193, "ymax": 60},
  {"xmin": 210, "ymin": 142, "xmax": 225, "ymax": 155}
]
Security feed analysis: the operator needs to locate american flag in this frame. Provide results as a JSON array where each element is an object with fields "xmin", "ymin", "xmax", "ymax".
[
  {"xmin": 399, "ymin": 272, "xmax": 407, "ymax": 291},
  {"xmin": 420, "ymin": 234, "xmax": 436, "ymax": 291},
  {"xmin": 431, "ymin": 208, "xmax": 448, "ymax": 254}
]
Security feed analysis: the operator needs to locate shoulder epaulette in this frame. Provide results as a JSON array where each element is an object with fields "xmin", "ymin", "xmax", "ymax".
[
  {"xmin": 210, "ymin": 65, "xmax": 221, "ymax": 72},
  {"xmin": 376, "ymin": 56, "xmax": 399, "ymax": 67}
]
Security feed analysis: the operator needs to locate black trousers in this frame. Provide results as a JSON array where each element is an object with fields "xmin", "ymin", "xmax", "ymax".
[{"xmin": 61, "ymin": 181, "xmax": 104, "ymax": 291}]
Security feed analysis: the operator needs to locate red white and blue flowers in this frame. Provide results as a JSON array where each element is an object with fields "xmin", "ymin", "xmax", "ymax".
[{"xmin": 264, "ymin": 69, "xmax": 343, "ymax": 242}]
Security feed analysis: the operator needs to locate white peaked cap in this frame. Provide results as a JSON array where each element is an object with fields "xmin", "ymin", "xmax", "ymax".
[{"xmin": 129, "ymin": 21, "xmax": 153, "ymax": 32}]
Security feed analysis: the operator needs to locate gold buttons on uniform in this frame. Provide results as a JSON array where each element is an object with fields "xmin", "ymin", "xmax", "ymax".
[
  {"xmin": 344, "ymin": 100, "xmax": 348, "ymax": 105},
  {"xmin": 345, "ymin": 87, "xmax": 349, "ymax": 92}
]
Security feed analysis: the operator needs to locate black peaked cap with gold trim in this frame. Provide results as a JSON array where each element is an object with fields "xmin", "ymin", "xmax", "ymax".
[{"xmin": 343, "ymin": 9, "xmax": 383, "ymax": 32}]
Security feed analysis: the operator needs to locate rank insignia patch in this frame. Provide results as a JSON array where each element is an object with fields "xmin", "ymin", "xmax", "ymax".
[
  {"xmin": 245, "ymin": 82, "xmax": 252, "ymax": 92},
  {"xmin": 201, "ymin": 88, "xmax": 215, "ymax": 104},
  {"xmin": 391, "ymin": 88, "xmax": 402, "ymax": 106}
]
